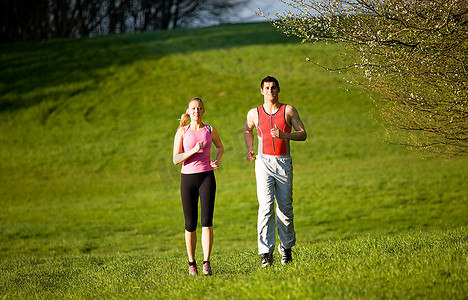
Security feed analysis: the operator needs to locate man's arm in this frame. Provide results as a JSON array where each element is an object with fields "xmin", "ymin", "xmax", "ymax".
[
  {"xmin": 243, "ymin": 109, "xmax": 257, "ymax": 162},
  {"xmin": 271, "ymin": 105, "xmax": 307, "ymax": 141}
]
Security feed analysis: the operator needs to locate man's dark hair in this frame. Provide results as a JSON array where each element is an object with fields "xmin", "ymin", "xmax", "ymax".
[{"xmin": 261, "ymin": 76, "xmax": 280, "ymax": 89}]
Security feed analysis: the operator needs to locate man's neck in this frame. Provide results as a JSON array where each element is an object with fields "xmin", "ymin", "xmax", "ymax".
[{"xmin": 263, "ymin": 100, "xmax": 281, "ymax": 114}]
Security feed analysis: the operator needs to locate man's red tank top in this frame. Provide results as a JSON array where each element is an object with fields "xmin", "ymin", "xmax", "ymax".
[{"xmin": 256, "ymin": 103, "xmax": 291, "ymax": 156}]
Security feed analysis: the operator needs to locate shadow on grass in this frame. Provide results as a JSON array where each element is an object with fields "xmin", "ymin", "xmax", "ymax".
[{"xmin": 0, "ymin": 22, "xmax": 300, "ymax": 113}]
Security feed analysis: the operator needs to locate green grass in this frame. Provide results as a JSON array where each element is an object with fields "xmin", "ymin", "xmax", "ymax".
[
  {"xmin": 1, "ymin": 230, "xmax": 466, "ymax": 299},
  {"xmin": 0, "ymin": 22, "xmax": 467, "ymax": 299}
]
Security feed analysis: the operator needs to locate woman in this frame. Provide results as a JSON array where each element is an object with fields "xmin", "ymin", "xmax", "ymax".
[{"xmin": 173, "ymin": 97, "xmax": 224, "ymax": 276}]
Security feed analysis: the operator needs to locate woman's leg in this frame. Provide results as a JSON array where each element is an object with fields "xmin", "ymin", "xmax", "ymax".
[
  {"xmin": 202, "ymin": 226, "xmax": 213, "ymax": 261},
  {"xmin": 199, "ymin": 171, "xmax": 216, "ymax": 262},
  {"xmin": 185, "ymin": 230, "xmax": 197, "ymax": 263},
  {"xmin": 181, "ymin": 173, "xmax": 199, "ymax": 264}
]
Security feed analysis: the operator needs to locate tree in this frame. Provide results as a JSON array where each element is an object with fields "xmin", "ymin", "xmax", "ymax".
[
  {"xmin": 265, "ymin": 0, "xmax": 467, "ymax": 156},
  {"xmin": 0, "ymin": 0, "xmax": 248, "ymax": 43},
  {"xmin": 0, "ymin": 0, "xmax": 51, "ymax": 42}
]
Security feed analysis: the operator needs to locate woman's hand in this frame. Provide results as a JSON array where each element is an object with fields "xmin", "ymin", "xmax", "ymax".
[
  {"xmin": 194, "ymin": 141, "xmax": 204, "ymax": 152},
  {"xmin": 210, "ymin": 159, "xmax": 220, "ymax": 169}
]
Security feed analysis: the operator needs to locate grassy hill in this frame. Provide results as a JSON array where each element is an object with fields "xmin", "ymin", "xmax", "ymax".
[{"xmin": 0, "ymin": 22, "xmax": 467, "ymax": 299}]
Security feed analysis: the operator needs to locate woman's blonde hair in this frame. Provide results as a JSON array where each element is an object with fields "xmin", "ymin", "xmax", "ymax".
[{"xmin": 178, "ymin": 97, "xmax": 204, "ymax": 128}]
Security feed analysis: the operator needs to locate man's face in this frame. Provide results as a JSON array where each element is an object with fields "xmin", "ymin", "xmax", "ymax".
[{"xmin": 261, "ymin": 82, "xmax": 280, "ymax": 101}]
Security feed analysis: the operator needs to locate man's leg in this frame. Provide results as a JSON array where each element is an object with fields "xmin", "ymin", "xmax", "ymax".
[
  {"xmin": 275, "ymin": 157, "xmax": 296, "ymax": 250},
  {"xmin": 255, "ymin": 157, "xmax": 276, "ymax": 255}
]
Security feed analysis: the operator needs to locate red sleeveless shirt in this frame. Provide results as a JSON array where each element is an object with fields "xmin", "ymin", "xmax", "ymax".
[{"xmin": 256, "ymin": 103, "xmax": 291, "ymax": 156}]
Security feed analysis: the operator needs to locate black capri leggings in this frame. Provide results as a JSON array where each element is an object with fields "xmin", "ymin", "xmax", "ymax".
[{"xmin": 180, "ymin": 170, "xmax": 216, "ymax": 232}]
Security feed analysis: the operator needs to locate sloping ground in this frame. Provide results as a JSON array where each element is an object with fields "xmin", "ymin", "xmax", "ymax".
[{"xmin": 0, "ymin": 22, "xmax": 466, "ymax": 298}]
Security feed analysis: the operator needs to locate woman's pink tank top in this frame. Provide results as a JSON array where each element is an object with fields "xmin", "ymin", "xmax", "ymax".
[{"xmin": 181, "ymin": 124, "xmax": 213, "ymax": 174}]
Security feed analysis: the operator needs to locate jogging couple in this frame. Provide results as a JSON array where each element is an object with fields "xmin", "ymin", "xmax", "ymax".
[{"xmin": 172, "ymin": 76, "xmax": 307, "ymax": 276}]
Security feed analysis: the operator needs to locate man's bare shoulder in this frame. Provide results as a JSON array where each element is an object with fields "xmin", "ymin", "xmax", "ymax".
[
  {"xmin": 246, "ymin": 107, "xmax": 258, "ymax": 118},
  {"xmin": 284, "ymin": 104, "xmax": 300, "ymax": 120},
  {"xmin": 284, "ymin": 104, "xmax": 298, "ymax": 114},
  {"xmin": 248, "ymin": 107, "xmax": 258, "ymax": 113},
  {"xmin": 245, "ymin": 107, "xmax": 258, "ymax": 127}
]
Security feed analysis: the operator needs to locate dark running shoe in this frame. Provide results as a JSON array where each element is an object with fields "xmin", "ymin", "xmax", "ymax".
[
  {"xmin": 278, "ymin": 244, "xmax": 292, "ymax": 265},
  {"xmin": 261, "ymin": 253, "xmax": 273, "ymax": 267}
]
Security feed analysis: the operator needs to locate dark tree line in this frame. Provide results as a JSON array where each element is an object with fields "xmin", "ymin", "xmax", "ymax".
[{"xmin": 0, "ymin": 0, "xmax": 246, "ymax": 43}]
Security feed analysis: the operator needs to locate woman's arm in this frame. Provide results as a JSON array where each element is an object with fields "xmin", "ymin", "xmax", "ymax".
[
  {"xmin": 210, "ymin": 127, "xmax": 224, "ymax": 169},
  {"xmin": 173, "ymin": 127, "xmax": 203, "ymax": 165}
]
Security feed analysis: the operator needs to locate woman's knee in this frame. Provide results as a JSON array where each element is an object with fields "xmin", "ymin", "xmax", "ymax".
[{"xmin": 185, "ymin": 220, "xmax": 197, "ymax": 232}]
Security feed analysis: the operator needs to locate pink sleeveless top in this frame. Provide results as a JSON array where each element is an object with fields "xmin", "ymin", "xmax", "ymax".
[{"xmin": 181, "ymin": 124, "xmax": 213, "ymax": 174}]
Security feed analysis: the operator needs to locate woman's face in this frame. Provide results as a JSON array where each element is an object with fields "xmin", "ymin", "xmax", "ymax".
[{"xmin": 187, "ymin": 100, "xmax": 204, "ymax": 121}]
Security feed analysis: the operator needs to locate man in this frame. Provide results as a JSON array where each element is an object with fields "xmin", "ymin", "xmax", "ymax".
[{"xmin": 243, "ymin": 76, "xmax": 307, "ymax": 267}]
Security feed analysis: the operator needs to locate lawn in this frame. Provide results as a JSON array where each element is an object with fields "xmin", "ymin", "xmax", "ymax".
[{"xmin": 0, "ymin": 22, "xmax": 467, "ymax": 299}]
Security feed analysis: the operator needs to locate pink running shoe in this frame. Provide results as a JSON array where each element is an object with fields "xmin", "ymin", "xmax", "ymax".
[
  {"xmin": 202, "ymin": 261, "xmax": 212, "ymax": 275},
  {"xmin": 188, "ymin": 264, "xmax": 198, "ymax": 276}
]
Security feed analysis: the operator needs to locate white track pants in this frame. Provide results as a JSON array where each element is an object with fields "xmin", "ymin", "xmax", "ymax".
[{"xmin": 255, "ymin": 155, "xmax": 296, "ymax": 254}]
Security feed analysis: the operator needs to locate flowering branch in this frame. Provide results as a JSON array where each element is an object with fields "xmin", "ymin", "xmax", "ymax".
[{"xmin": 262, "ymin": 0, "xmax": 468, "ymax": 156}]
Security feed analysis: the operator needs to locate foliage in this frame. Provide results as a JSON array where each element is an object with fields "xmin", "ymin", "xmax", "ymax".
[{"xmin": 266, "ymin": 0, "xmax": 468, "ymax": 157}]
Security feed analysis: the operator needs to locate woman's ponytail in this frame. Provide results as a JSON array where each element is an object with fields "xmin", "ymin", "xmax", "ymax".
[{"xmin": 179, "ymin": 112, "xmax": 190, "ymax": 128}]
